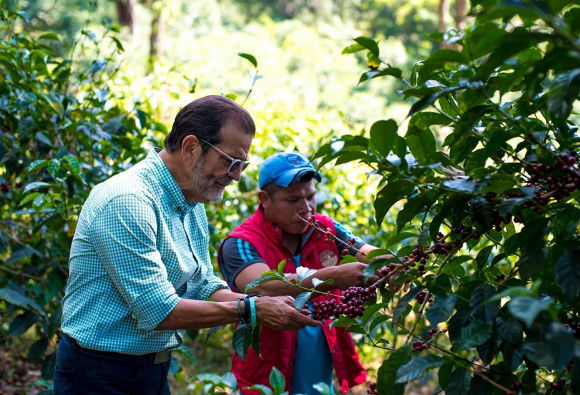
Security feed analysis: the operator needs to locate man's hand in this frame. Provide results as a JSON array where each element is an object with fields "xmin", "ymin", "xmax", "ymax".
[
  {"xmin": 255, "ymin": 296, "xmax": 321, "ymax": 331},
  {"xmin": 324, "ymin": 262, "xmax": 379, "ymax": 290}
]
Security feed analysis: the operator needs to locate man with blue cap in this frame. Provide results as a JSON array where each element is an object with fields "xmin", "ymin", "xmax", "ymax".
[{"xmin": 219, "ymin": 152, "xmax": 379, "ymax": 394}]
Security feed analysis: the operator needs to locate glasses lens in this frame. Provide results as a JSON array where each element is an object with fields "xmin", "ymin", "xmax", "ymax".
[{"xmin": 228, "ymin": 160, "xmax": 250, "ymax": 174}]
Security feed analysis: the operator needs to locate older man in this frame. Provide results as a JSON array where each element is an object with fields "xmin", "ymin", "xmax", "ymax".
[{"xmin": 54, "ymin": 97, "xmax": 319, "ymax": 394}]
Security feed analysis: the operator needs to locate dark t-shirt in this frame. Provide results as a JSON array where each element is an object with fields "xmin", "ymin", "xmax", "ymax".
[{"xmin": 218, "ymin": 220, "xmax": 365, "ymax": 289}]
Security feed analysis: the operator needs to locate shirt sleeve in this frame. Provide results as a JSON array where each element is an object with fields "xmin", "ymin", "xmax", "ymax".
[
  {"xmin": 333, "ymin": 220, "xmax": 366, "ymax": 255},
  {"xmin": 189, "ymin": 266, "xmax": 229, "ymax": 301},
  {"xmin": 90, "ymin": 194, "xmax": 180, "ymax": 332},
  {"xmin": 218, "ymin": 237, "xmax": 264, "ymax": 291}
]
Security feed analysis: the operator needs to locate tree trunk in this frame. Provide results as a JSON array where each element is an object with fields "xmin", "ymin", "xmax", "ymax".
[
  {"xmin": 115, "ymin": 0, "xmax": 136, "ymax": 35},
  {"xmin": 438, "ymin": 0, "xmax": 451, "ymax": 48},
  {"xmin": 455, "ymin": 0, "xmax": 468, "ymax": 30},
  {"xmin": 147, "ymin": 0, "xmax": 163, "ymax": 74}
]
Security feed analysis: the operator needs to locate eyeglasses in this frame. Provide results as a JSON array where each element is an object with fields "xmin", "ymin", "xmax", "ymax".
[{"xmin": 199, "ymin": 139, "xmax": 250, "ymax": 175}]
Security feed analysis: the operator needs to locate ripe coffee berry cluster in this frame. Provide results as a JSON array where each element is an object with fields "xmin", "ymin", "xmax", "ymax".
[
  {"xmin": 312, "ymin": 285, "xmax": 377, "ymax": 320},
  {"xmin": 526, "ymin": 151, "xmax": 579, "ymax": 207},
  {"xmin": 427, "ymin": 328, "xmax": 437, "ymax": 340},
  {"xmin": 412, "ymin": 340, "xmax": 428, "ymax": 352},
  {"xmin": 415, "ymin": 291, "xmax": 434, "ymax": 304},
  {"xmin": 367, "ymin": 381, "xmax": 377, "ymax": 395}
]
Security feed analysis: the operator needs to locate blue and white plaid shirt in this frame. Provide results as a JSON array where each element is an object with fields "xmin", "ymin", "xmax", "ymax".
[{"xmin": 61, "ymin": 149, "xmax": 227, "ymax": 354}]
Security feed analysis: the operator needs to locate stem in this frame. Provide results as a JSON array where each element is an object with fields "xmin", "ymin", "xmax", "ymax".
[
  {"xmin": 241, "ymin": 69, "xmax": 259, "ymax": 106},
  {"xmin": 405, "ymin": 295, "xmax": 429, "ymax": 343}
]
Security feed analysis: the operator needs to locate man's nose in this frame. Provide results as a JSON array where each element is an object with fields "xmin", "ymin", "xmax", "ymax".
[
  {"xmin": 297, "ymin": 200, "xmax": 311, "ymax": 214},
  {"xmin": 228, "ymin": 166, "xmax": 242, "ymax": 181}
]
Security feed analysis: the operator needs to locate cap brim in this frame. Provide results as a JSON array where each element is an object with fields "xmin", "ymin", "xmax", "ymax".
[{"xmin": 274, "ymin": 168, "xmax": 321, "ymax": 187}]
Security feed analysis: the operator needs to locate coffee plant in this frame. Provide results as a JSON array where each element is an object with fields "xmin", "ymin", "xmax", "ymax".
[
  {"xmin": 0, "ymin": 4, "xmax": 160, "ymax": 381},
  {"xmin": 239, "ymin": 0, "xmax": 580, "ymax": 394}
]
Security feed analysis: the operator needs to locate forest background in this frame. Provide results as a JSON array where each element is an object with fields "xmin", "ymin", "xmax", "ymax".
[{"xmin": 1, "ymin": 0, "xmax": 578, "ymax": 394}]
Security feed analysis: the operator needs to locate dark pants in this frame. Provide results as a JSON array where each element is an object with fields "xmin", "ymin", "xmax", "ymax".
[{"xmin": 54, "ymin": 334, "xmax": 171, "ymax": 395}]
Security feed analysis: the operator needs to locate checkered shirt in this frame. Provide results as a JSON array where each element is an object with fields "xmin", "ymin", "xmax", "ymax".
[{"xmin": 61, "ymin": 149, "xmax": 227, "ymax": 354}]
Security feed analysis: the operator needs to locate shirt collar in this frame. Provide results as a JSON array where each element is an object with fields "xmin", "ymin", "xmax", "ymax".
[
  {"xmin": 256, "ymin": 204, "xmax": 313, "ymax": 247},
  {"xmin": 147, "ymin": 149, "xmax": 198, "ymax": 213}
]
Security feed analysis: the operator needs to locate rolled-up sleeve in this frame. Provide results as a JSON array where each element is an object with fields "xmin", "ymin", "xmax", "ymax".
[
  {"xmin": 190, "ymin": 273, "xmax": 228, "ymax": 301},
  {"xmin": 90, "ymin": 194, "xmax": 180, "ymax": 331}
]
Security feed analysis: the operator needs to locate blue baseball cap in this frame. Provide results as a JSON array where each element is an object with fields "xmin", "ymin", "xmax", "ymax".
[{"xmin": 259, "ymin": 152, "xmax": 321, "ymax": 189}]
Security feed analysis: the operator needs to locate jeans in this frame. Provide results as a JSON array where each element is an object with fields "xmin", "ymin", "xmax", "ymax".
[{"xmin": 54, "ymin": 334, "xmax": 171, "ymax": 395}]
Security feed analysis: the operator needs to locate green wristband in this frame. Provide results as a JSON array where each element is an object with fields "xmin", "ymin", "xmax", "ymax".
[{"xmin": 249, "ymin": 296, "xmax": 257, "ymax": 326}]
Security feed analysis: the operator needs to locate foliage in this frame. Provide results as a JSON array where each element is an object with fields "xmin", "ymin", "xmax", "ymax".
[
  {"xmin": 0, "ymin": 2, "xmax": 160, "ymax": 383},
  {"xmin": 241, "ymin": 0, "xmax": 580, "ymax": 393}
]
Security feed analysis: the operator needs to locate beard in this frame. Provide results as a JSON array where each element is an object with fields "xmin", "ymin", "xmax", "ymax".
[{"xmin": 190, "ymin": 158, "xmax": 233, "ymax": 202}]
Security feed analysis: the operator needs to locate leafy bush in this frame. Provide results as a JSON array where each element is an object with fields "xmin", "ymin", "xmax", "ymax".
[
  {"xmin": 0, "ymin": 3, "xmax": 158, "ymax": 381},
  {"xmin": 236, "ymin": 0, "xmax": 580, "ymax": 393},
  {"xmin": 314, "ymin": 1, "xmax": 580, "ymax": 393}
]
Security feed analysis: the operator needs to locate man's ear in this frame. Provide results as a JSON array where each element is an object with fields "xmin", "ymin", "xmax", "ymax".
[
  {"xmin": 258, "ymin": 190, "xmax": 271, "ymax": 208},
  {"xmin": 181, "ymin": 135, "xmax": 201, "ymax": 164}
]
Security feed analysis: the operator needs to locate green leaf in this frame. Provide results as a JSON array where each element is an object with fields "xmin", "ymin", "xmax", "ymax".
[
  {"xmin": 41, "ymin": 353, "xmax": 56, "ymax": 380},
  {"xmin": 374, "ymin": 180, "xmax": 415, "ymax": 226},
  {"xmin": 393, "ymin": 287, "xmax": 422, "ymax": 324},
  {"xmin": 369, "ymin": 119, "xmax": 398, "ymax": 157},
  {"xmin": 62, "ymin": 154, "xmax": 86, "ymax": 184},
  {"xmin": 395, "ymin": 355, "xmax": 444, "ymax": 383},
  {"xmin": 475, "ymin": 246, "xmax": 493, "ymax": 271},
  {"xmin": 442, "ymin": 178, "xmax": 478, "ymax": 193},
  {"xmin": 425, "ymin": 49, "xmax": 468, "ymax": 64},
  {"xmin": 353, "ymin": 36, "xmax": 379, "ymax": 57},
  {"xmin": 377, "ymin": 344, "xmax": 412, "ymax": 395},
  {"xmin": 294, "ymin": 292, "xmax": 312, "ymax": 310},
  {"xmin": 502, "ymin": 343, "xmax": 524, "ymax": 371},
  {"xmin": 245, "ymin": 273, "xmax": 284, "ymax": 292},
  {"xmin": 358, "ymin": 67, "xmax": 402, "ymax": 84},
  {"xmin": 341, "ymin": 43, "xmax": 364, "ymax": 54},
  {"xmin": 38, "ymin": 32, "xmax": 59, "ymax": 41},
  {"xmin": 455, "ymin": 320, "xmax": 492, "ymax": 350},
  {"xmin": 446, "ymin": 368, "xmax": 471, "ymax": 395},
  {"xmin": 47, "ymin": 158, "xmax": 60, "ymax": 179},
  {"xmin": 548, "ymin": 69, "xmax": 580, "ymax": 122},
  {"xmin": 409, "ymin": 112, "xmax": 452, "ymax": 129},
  {"xmin": 250, "ymin": 384, "xmax": 273, "ymax": 395},
  {"xmin": 0, "ymin": 286, "xmax": 44, "ymax": 315},
  {"xmin": 23, "ymin": 182, "xmax": 52, "ymax": 193},
  {"xmin": 312, "ymin": 382, "xmax": 332, "ymax": 395},
  {"xmin": 523, "ymin": 323, "xmax": 575, "ymax": 371},
  {"xmin": 238, "ymin": 52, "xmax": 258, "ymax": 68},
  {"xmin": 232, "ymin": 324, "xmax": 252, "ymax": 361},
  {"xmin": 406, "ymin": 125, "xmax": 437, "ymax": 165},
  {"xmin": 329, "ymin": 316, "xmax": 356, "ymax": 328},
  {"xmin": 27, "ymin": 337, "xmax": 48, "ymax": 363},
  {"xmin": 296, "ymin": 267, "xmax": 317, "ymax": 282},
  {"xmin": 508, "ymin": 296, "xmax": 552, "ymax": 327},
  {"xmin": 426, "ymin": 293, "xmax": 457, "ymax": 326},
  {"xmin": 495, "ymin": 316, "xmax": 523, "ymax": 344},
  {"xmin": 555, "ymin": 247, "xmax": 580, "ymax": 299},
  {"xmin": 8, "ymin": 311, "xmax": 38, "ymax": 336},
  {"xmin": 27, "ymin": 159, "xmax": 48, "ymax": 173},
  {"xmin": 407, "ymin": 82, "xmax": 480, "ymax": 117},
  {"xmin": 518, "ymin": 244, "xmax": 546, "ymax": 281},
  {"xmin": 477, "ymin": 30, "xmax": 550, "ymax": 78},
  {"xmin": 269, "ymin": 366, "xmax": 285, "ymax": 395},
  {"xmin": 175, "ymin": 343, "xmax": 196, "ymax": 362}
]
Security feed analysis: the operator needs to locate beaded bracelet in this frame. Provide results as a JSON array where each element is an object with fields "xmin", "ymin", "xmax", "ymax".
[
  {"xmin": 237, "ymin": 297, "xmax": 247, "ymax": 324},
  {"xmin": 244, "ymin": 296, "xmax": 251, "ymax": 324}
]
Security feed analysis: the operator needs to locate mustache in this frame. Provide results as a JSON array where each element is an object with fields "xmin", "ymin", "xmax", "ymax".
[{"xmin": 216, "ymin": 177, "xmax": 234, "ymax": 186}]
